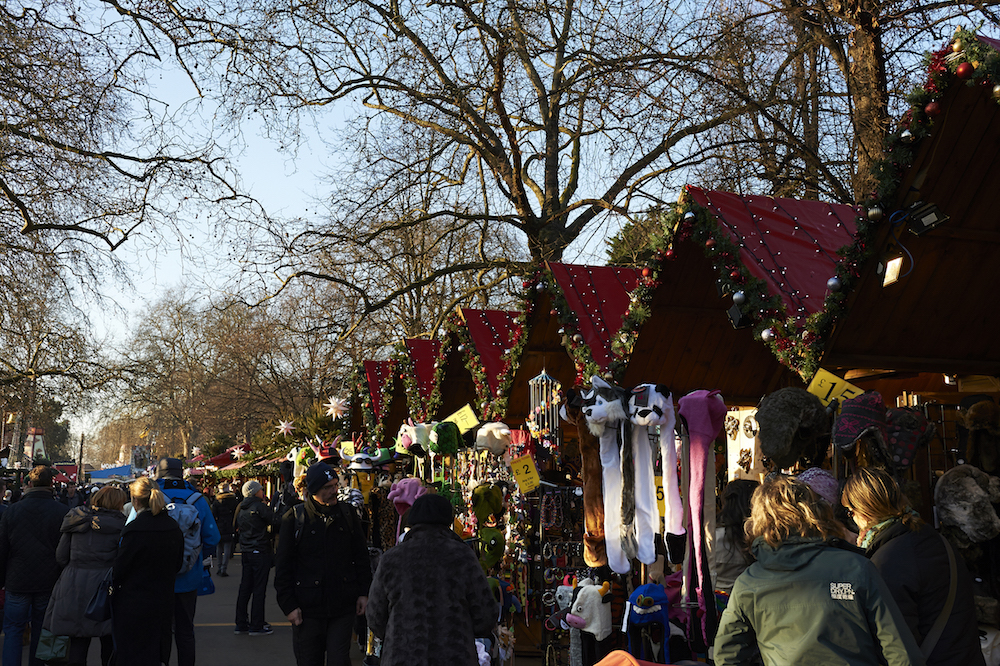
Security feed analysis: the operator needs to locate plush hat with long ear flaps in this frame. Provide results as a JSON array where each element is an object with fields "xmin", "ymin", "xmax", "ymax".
[
  {"xmin": 755, "ymin": 387, "xmax": 830, "ymax": 469},
  {"xmin": 475, "ymin": 422, "xmax": 511, "ymax": 455}
]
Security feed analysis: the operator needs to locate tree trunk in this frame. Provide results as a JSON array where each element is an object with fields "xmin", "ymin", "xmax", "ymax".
[{"xmin": 848, "ymin": 21, "xmax": 888, "ymax": 202}]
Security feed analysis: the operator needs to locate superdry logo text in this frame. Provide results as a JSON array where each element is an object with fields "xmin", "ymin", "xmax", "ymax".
[{"xmin": 830, "ymin": 582, "xmax": 855, "ymax": 600}]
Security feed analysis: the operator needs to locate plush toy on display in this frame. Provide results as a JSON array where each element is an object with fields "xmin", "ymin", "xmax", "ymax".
[
  {"xmin": 934, "ymin": 464, "xmax": 1000, "ymax": 555},
  {"xmin": 754, "ymin": 387, "xmax": 830, "ymax": 470},
  {"xmin": 387, "ymin": 477, "xmax": 427, "ymax": 538},
  {"xmin": 471, "ymin": 482, "xmax": 505, "ymax": 527},
  {"xmin": 622, "ymin": 583, "xmax": 672, "ymax": 664},
  {"xmin": 478, "ymin": 526, "xmax": 506, "ymax": 573},
  {"xmin": 560, "ymin": 389, "xmax": 607, "ymax": 567},
  {"xmin": 566, "ymin": 578, "xmax": 614, "ymax": 665},
  {"xmin": 961, "ymin": 398, "xmax": 1000, "ymax": 474},
  {"xmin": 395, "ymin": 420, "xmax": 433, "ymax": 458},
  {"xmin": 628, "ymin": 384, "xmax": 679, "ymax": 566},
  {"xmin": 581, "ymin": 376, "xmax": 633, "ymax": 574},
  {"xmin": 429, "ymin": 421, "xmax": 462, "ymax": 456},
  {"xmin": 476, "ymin": 422, "xmax": 512, "ymax": 455},
  {"xmin": 832, "ymin": 391, "xmax": 891, "ymax": 469}
]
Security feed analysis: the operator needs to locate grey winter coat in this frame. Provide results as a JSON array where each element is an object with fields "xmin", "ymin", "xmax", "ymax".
[
  {"xmin": 44, "ymin": 506, "xmax": 126, "ymax": 637},
  {"xmin": 367, "ymin": 524, "xmax": 498, "ymax": 666}
]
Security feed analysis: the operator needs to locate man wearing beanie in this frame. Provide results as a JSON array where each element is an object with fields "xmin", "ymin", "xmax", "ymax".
[
  {"xmin": 155, "ymin": 457, "xmax": 221, "ymax": 666},
  {"xmin": 274, "ymin": 462, "xmax": 371, "ymax": 666},
  {"xmin": 367, "ymin": 492, "xmax": 498, "ymax": 666},
  {"xmin": 234, "ymin": 480, "xmax": 278, "ymax": 636}
]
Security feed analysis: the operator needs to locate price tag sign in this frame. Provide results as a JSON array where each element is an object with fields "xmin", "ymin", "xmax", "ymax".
[
  {"xmin": 340, "ymin": 440, "xmax": 355, "ymax": 457},
  {"xmin": 510, "ymin": 454, "xmax": 541, "ymax": 493},
  {"xmin": 655, "ymin": 476, "xmax": 665, "ymax": 519},
  {"xmin": 444, "ymin": 404, "xmax": 480, "ymax": 434},
  {"xmin": 807, "ymin": 368, "xmax": 863, "ymax": 407}
]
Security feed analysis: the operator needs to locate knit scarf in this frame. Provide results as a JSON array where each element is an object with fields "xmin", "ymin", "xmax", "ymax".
[{"xmin": 859, "ymin": 509, "xmax": 918, "ymax": 550}]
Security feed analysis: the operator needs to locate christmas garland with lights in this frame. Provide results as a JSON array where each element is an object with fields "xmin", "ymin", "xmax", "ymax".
[
  {"xmin": 516, "ymin": 266, "xmax": 616, "ymax": 387},
  {"xmin": 606, "ymin": 31, "xmax": 1000, "ymax": 382},
  {"xmin": 606, "ymin": 194, "xmax": 871, "ymax": 381},
  {"xmin": 392, "ymin": 342, "xmax": 428, "ymax": 423},
  {"xmin": 350, "ymin": 362, "xmax": 398, "ymax": 447},
  {"xmin": 441, "ymin": 308, "xmax": 529, "ymax": 422}
]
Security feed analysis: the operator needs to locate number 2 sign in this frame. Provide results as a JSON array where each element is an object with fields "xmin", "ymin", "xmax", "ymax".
[
  {"xmin": 807, "ymin": 368, "xmax": 863, "ymax": 407},
  {"xmin": 510, "ymin": 454, "xmax": 541, "ymax": 493}
]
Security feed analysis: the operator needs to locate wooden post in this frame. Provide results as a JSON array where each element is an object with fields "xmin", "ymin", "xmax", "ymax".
[{"xmin": 77, "ymin": 433, "xmax": 85, "ymax": 483}]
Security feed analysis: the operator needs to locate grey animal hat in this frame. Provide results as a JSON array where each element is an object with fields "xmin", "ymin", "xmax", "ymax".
[{"xmin": 754, "ymin": 387, "xmax": 830, "ymax": 470}]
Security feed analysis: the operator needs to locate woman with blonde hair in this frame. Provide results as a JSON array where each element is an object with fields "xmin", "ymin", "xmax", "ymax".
[
  {"xmin": 112, "ymin": 476, "xmax": 184, "ymax": 665},
  {"xmin": 43, "ymin": 485, "xmax": 127, "ymax": 666},
  {"xmin": 843, "ymin": 467, "xmax": 984, "ymax": 665},
  {"xmin": 714, "ymin": 475, "xmax": 925, "ymax": 666}
]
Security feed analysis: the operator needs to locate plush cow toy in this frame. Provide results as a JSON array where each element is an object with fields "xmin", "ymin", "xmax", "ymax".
[
  {"xmin": 566, "ymin": 578, "xmax": 614, "ymax": 645},
  {"xmin": 629, "ymin": 384, "xmax": 680, "ymax": 565},
  {"xmin": 560, "ymin": 389, "xmax": 607, "ymax": 567},
  {"xmin": 396, "ymin": 419, "xmax": 434, "ymax": 457},
  {"xmin": 581, "ymin": 376, "xmax": 633, "ymax": 575}
]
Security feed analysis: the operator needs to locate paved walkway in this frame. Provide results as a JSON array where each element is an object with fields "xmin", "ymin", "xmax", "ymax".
[{"xmin": 22, "ymin": 551, "xmax": 547, "ymax": 665}]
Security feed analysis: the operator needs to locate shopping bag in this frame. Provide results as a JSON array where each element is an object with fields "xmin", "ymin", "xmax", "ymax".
[
  {"xmin": 197, "ymin": 566, "xmax": 215, "ymax": 596},
  {"xmin": 35, "ymin": 628, "xmax": 69, "ymax": 662},
  {"xmin": 84, "ymin": 567, "xmax": 113, "ymax": 622}
]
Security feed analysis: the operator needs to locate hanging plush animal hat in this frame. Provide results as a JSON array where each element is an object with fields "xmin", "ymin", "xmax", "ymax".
[
  {"xmin": 832, "ymin": 391, "xmax": 888, "ymax": 454},
  {"xmin": 396, "ymin": 420, "xmax": 432, "ymax": 457},
  {"xmin": 755, "ymin": 387, "xmax": 830, "ymax": 469},
  {"xmin": 429, "ymin": 421, "xmax": 461, "ymax": 455},
  {"xmin": 475, "ymin": 422, "xmax": 511, "ymax": 455},
  {"xmin": 885, "ymin": 408, "xmax": 935, "ymax": 473},
  {"xmin": 478, "ymin": 526, "xmax": 506, "ymax": 572},
  {"xmin": 471, "ymin": 482, "xmax": 505, "ymax": 526},
  {"xmin": 565, "ymin": 578, "xmax": 614, "ymax": 642},
  {"xmin": 623, "ymin": 583, "xmax": 673, "ymax": 664},
  {"xmin": 962, "ymin": 398, "xmax": 1000, "ymax": 474},
  {"xmin": 934, "ymin": 464, "xmax": 1000, "ymax": 552},
  {"xmin": 629, "ymin": 384, "xmax": 682, "ymax": 564}
]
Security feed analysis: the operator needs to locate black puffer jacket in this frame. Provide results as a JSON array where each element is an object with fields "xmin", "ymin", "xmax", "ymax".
[
  {"xmin": 868, "ymin": 521, "xmax": 986, "ymax": 666},
  {"xmin": 213, "ymin": 491, "xmax": 240, "ymax": 542},
  {"xmin": 0, "ymin": 487, "xmax": 69, "ymax": 594},
  {"xmin": 274, "ymin": 496, "xmax": 371, "ymax": 618},
  {"xmin": 236, "ymin": 494, "xmax": 276, "ymax": 552},
  {"xmin": 44, "ymin": 506, "xmax": 125, "ymax": 636},
  {"xmin": 367, "ymin": 524, "xmax": 498, "ymax": 666}
]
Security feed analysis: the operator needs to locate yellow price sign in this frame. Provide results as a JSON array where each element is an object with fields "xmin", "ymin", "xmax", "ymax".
[
  {"xmin": 444, "ymin": 404, "xmax": 480, "ymax": 434},
  {"xmin": 655, "ymin": 476, "xmax": 665, "ymax": 519},
  {"xmin": 807, "ymin": 368, "xmax": 863, "ymax": 407},
  {"xmin": 340, "ymin": 440, "xmax": 355, "ymax": 457},
  {"xmin": 510, "ymin": 454, "xmax": 541, "ymax": 493}
]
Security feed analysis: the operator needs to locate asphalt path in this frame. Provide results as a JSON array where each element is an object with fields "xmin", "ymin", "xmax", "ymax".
[{"xmin": 25, "ymin": 550, "xmax": 368, "ymax": 665}]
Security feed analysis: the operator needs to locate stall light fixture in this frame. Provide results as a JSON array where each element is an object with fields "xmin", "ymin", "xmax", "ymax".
[
  {"xmin": 943, "ymin": 374, "xmax": 958, "ymax": 386},
  {"xmin": 877, "ymin": 248, "xmax": 905, "ymax": 287},
  {"xmin": 907, "ymin": 201, "xmax": 949, "ymax": 236}
]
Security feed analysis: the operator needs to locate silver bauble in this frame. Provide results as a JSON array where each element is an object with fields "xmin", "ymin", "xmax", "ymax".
[
  {"xmin": 733, "ymin": 291, "xmax": 747, "ymax": 305},
  {"xmin": 572, "ymin": 333, "xmax": 583, "ymax": 343},
  {"xmin": 901, "ymin": 129, "xmax": 914, "ymax": 143},
  {"xmin": 867, "ymin": 206, "xmax": 883, "ymax": 221},
  {"xmin": 827, "ymin": 276, "xmax": 843, "ymax": 292},
  {"xmin": 683, "ymin": 211, "xmax": 696, "ymax": 222},
  {"xmin": 761, "ymin": 328, "xmax": 775, "ymax": 342}
]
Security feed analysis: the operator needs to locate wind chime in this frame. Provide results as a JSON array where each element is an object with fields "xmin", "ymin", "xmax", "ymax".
[{"xmin": 528, "ymin": 369, "xmax": 562, "ymax": 452}]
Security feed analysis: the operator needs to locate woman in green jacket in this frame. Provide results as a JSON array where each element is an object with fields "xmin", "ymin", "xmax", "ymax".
[{"xmin": 714, "ymin": 476, "xmax": 926, "ymax": 666}]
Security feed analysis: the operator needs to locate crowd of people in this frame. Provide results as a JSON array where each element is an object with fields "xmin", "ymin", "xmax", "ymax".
[{"xmin": 0, "ymin": 457, "xmax": 498, "ymax": 666}]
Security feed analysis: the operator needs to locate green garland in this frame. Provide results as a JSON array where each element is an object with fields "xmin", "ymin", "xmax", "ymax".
[
  {"xmin": 350, "ymin": 362, "xmax": 398, "ymax": 447},
  {"xmin": 442, "ymin": 307, "xmax": 529, "ymax": 422},
  {"xmin": 606, "ymin": 192, "xmax": 871, "ymax": 382}
]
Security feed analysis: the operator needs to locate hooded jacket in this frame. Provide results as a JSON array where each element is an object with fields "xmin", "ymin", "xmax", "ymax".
[
  {"xmin": 714, "ymin": 536, "xmax": 926, "ymax": 666},
  {"xmin": 867, "ymin": 521, "xmax": 985, "ymax": 666},
  {"xmin": 44, "ymin": 506, "xmax": 126, "ymax": 637}
]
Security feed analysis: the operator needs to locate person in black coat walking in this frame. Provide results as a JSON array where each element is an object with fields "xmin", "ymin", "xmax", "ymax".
[
  {"xmin": 0, "ymin": 465, "xmax": 69, "ymax": 666},
  {"xmin": 112, "ymin": 477, "xmax": 184, "ymax": 666},
  {"xmin": 843, "ymin": 467, "xmax": 985, "ymax": 666},
  {"xmin": 213, "ymin": 483, "xmax": 240, "ymax": 576},
  {"xmin": 274, "ymin": 463, "xmax": 371, "ymax": 666}
]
